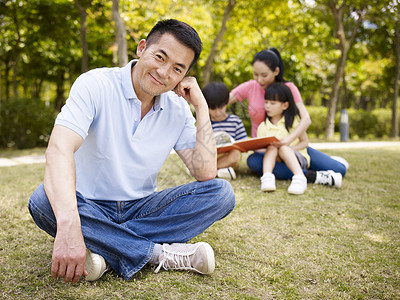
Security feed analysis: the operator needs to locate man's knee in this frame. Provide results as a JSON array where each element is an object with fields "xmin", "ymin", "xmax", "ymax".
[
  {"xmin": 28, "ymin": 184, "xmax": 56, "ymax": 236},
  {"xmin": 29, "ymin": 184, "xmax": 49, "ymax": 211},
  {"xmin": 209, "ymin": 178, "xmax": 236, "ymax": 214}
]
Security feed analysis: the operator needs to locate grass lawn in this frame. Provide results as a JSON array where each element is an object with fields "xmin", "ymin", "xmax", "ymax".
[{"xmin": 0, "ymin": 147, "xmax": 399, "ymax": 299}]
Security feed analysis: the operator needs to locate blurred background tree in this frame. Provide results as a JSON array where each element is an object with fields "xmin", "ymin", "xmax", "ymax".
[{"xmin": 0, "ymin": 0, "xmax": 399, "ymax": 148}]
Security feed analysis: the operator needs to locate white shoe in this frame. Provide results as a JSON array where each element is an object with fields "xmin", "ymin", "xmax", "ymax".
[
  {"xmin": 330, "ymin": 156, "xmax": 349, "ymax": 171},
  {"xmin": 288, "ymin": 174, "xmax": 307, "ymax": 195},
  {"xmin": 261, "ymin": 172, "xmax": 276, "ymax": 192},
  {"xmin": 85, "ymin": 249, "xmax": 109, "ymax": 281},
  {"xmin": 155, "ymin": 242, "xmax": 215, "ymax": 275},
  {"xmin": 315, "ymin": 170, "xmax": 342, "ymax": 188},
  {"xmin": 217, "ymin": 167, "xmax": 236, "ymax": 180}
]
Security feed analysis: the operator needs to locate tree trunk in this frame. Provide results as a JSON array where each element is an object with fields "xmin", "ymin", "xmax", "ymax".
[
  {"xmin": 54, "ymin": 72, "xmax": 65, "ymax": 111},
  {"xmin": 112, "ymin": 0, "xmax": 128, "ymax": 67},
  {"xmin": 33, "ymin": 78, "xmax": 43, "ymax": 99},
  {"xmin": 392, "ymin": 20, "xmax": 400, "ymax": 139},
  {"xmin": 341, "ymin": 70, "xmax": 349, "ymax": 109},
  {"xmin": 10, "ymin": 1, "xmax": 21, "ymax": 99},
  {"xmin": 5, "ymin": 64, "xmax": 10, "ymax": 100},
  {"xmin": 75, "ymin": 0, "xmax": 89, "ymax": 73},
  {"xmin": 325, "ymin": 0, "xmax": 363, "ymax": 138},
  {"xmin": 12, "ymin": 56, "xmax": 18, "ymax": 99},
  {"xmin": 202, "ymin": 0, "xmax": 236, "ymax": 87},
  {"xmin": 326, "ymin": 50, "xmax": 347, "ymax": 138}
]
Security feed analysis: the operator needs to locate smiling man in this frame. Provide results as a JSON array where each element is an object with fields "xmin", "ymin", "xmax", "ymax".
[{"xmin": 28, "ymin": 19, "xmax": 235, "ymax": 283}]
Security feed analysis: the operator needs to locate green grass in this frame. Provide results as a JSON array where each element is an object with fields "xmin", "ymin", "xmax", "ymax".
[
  {"xmin": 0, "ymin": 147, "xmax": 46, "ymax": 158},
  {"xmin": 1, "ymin": 147, "xmax": 399, "ymax": 299}
]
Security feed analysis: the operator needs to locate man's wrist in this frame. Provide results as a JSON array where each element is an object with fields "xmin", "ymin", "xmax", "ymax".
[{"xmin": 56, "ymin": 212, "xmax": 81, "ymax": 228}]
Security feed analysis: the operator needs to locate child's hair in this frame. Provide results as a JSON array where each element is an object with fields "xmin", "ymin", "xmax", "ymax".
[
  {"xmin": 265, "ymin": 82, "xmax": 299, "ymax": 131},
  {"xmin": 202, "ymin": 82, "xmax": 230, "ymax": 109},
  {"xmin": 252, "ymin": 47, "xmax": 286, "ymax": 82}
]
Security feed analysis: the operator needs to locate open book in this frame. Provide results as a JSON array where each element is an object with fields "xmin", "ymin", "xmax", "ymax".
[{"xmin": 217, "ymin": 135, "xmax": 279, "ymax": 154}]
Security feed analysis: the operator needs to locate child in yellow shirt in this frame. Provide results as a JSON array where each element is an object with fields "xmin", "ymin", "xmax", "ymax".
[{"xmin": 257, "ymin": 83, "xmax": 309, "ymax": 194}]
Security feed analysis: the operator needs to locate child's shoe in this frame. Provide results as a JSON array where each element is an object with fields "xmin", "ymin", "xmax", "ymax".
[
  {"xmin": 261, "ymin": 172, "xmax": 276, "ymax": 192},
  {"xmin": 288, "ymin": 174, "xmax": 307, "ymax": 195}
]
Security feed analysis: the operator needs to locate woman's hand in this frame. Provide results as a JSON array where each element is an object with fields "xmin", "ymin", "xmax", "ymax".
[{"xmin": 271, "ymin": 137, "xmax": 291, "ymax": 148}]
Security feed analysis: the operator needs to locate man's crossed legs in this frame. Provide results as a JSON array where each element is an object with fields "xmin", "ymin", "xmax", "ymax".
[{"xmin": 28, "ymin": 179, "xmax": 235, "ymax": 281}]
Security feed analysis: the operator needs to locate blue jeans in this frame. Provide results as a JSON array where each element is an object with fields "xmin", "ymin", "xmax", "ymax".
[
  {"xmin": 28, "ymin": 179, "xmax": 235, "ymax": 280},
  {"xmin": 247, "ymin": 147, "xmax": 347, "ymax": 179}
]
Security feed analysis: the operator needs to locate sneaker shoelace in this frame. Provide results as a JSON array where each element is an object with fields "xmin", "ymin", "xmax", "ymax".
[
  {"xmin": 319, "ymin": 172, "xmax": 333, "ymax": 185},
  {"xmin": 155, "ymin": 250, "xmax": 194, "ymax": 273}
]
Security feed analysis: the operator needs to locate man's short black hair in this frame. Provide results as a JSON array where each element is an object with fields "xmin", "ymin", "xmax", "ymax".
[
  {"xmin": 146, "ymin": 19, "xmax": 202, "ymax": 70},
  {"xmin": 202, "ymin": 82, "xmax": 230, "ymax": 109}
]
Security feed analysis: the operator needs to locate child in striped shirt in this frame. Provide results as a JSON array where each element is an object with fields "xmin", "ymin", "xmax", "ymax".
[{"xmin": 202, "ymin": 82, "xmax": 248, "ymax": 180}]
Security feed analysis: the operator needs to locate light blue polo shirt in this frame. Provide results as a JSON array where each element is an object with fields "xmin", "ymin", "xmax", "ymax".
[{"xmin": 56, "ymin": 60, "xmax": 197, "ymax": 201}]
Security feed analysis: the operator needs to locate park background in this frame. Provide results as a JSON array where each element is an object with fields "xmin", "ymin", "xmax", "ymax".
[
  {"xmin": 1, "ymin": 0, "xmax": 400, "ymax": 149},
  {"xmin": 1, "ymin": 1, "xmax": 400, "ymax": 299}
]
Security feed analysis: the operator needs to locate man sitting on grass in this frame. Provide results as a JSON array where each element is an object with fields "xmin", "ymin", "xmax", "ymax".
[{"xmin": 28, "ymin": 19, "xmax": 235, "ymax": 283}]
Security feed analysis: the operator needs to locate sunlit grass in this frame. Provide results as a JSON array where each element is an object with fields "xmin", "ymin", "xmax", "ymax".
[{"xmin": 1, "ymin": 147, "xmax": 399, "ymax": 299}]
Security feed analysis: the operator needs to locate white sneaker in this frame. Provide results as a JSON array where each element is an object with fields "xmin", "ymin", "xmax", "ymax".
[
  {"xmin": 315, "ymin": 170, "xmax": 342, "ymax": 188},
  {"xmin": 261, "ymin": 172, "xmax": 276, "ymax": 192},
  {"xmin": 154, "ymin": 242, "xmax": 215, "ymax": 275},
  {"xmin": 217, "ymin": 167, "xmax": 236, "ymax": 180},
  {"xmin": 330, "ymin": 156, "xmax": 349, "ymax": 171},
  {"xmin": 85, "ymin": 249, "xmax": 109, "ymax": 281},
  {"xmin": 288, "ymin": 174, "xmax": 307, "ymax": 195}
]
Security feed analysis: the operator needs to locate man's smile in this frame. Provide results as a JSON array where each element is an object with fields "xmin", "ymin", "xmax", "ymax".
[{"xmin": 149, "ymin": 73, "xmax": 166, "ymax": 86}]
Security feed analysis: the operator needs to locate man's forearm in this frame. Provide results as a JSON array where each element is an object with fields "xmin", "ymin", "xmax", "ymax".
[
  {"xmin": 191, "ymin": 103, "xmax": 217, "ymax": 181},
  {"xmin": 44, "ymin": 146, "xmax": 80, "ymax": 223},
  {"xmin": 44, "ymin": 145, "xmax": 88, "ymax": 283}
]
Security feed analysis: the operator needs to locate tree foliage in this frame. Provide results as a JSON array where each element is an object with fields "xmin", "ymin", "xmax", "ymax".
[{"xmin": 0, "ymin": 0, "xmax": 399, "ymax": 141}]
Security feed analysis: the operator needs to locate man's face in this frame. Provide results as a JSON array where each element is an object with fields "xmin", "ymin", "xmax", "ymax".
[{"xmin": 133, "ymin": 33, "xmax": 195, "ymax": 99}]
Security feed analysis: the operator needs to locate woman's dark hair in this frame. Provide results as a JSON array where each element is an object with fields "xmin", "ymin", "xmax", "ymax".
[
  {"xmin": 146, "ymin": 19, "xmax": 202, "ymax": 70},
  {"xmin": 252, "ymin": 47, "xmax": 285, "ymax": 82},
  {"xmin": 265, "ymin": 82, "xmax": 299, "ymax": 130},
  {"xmin": 202, "ymin": 82, "xmax": 230, "ymax": 109}
]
